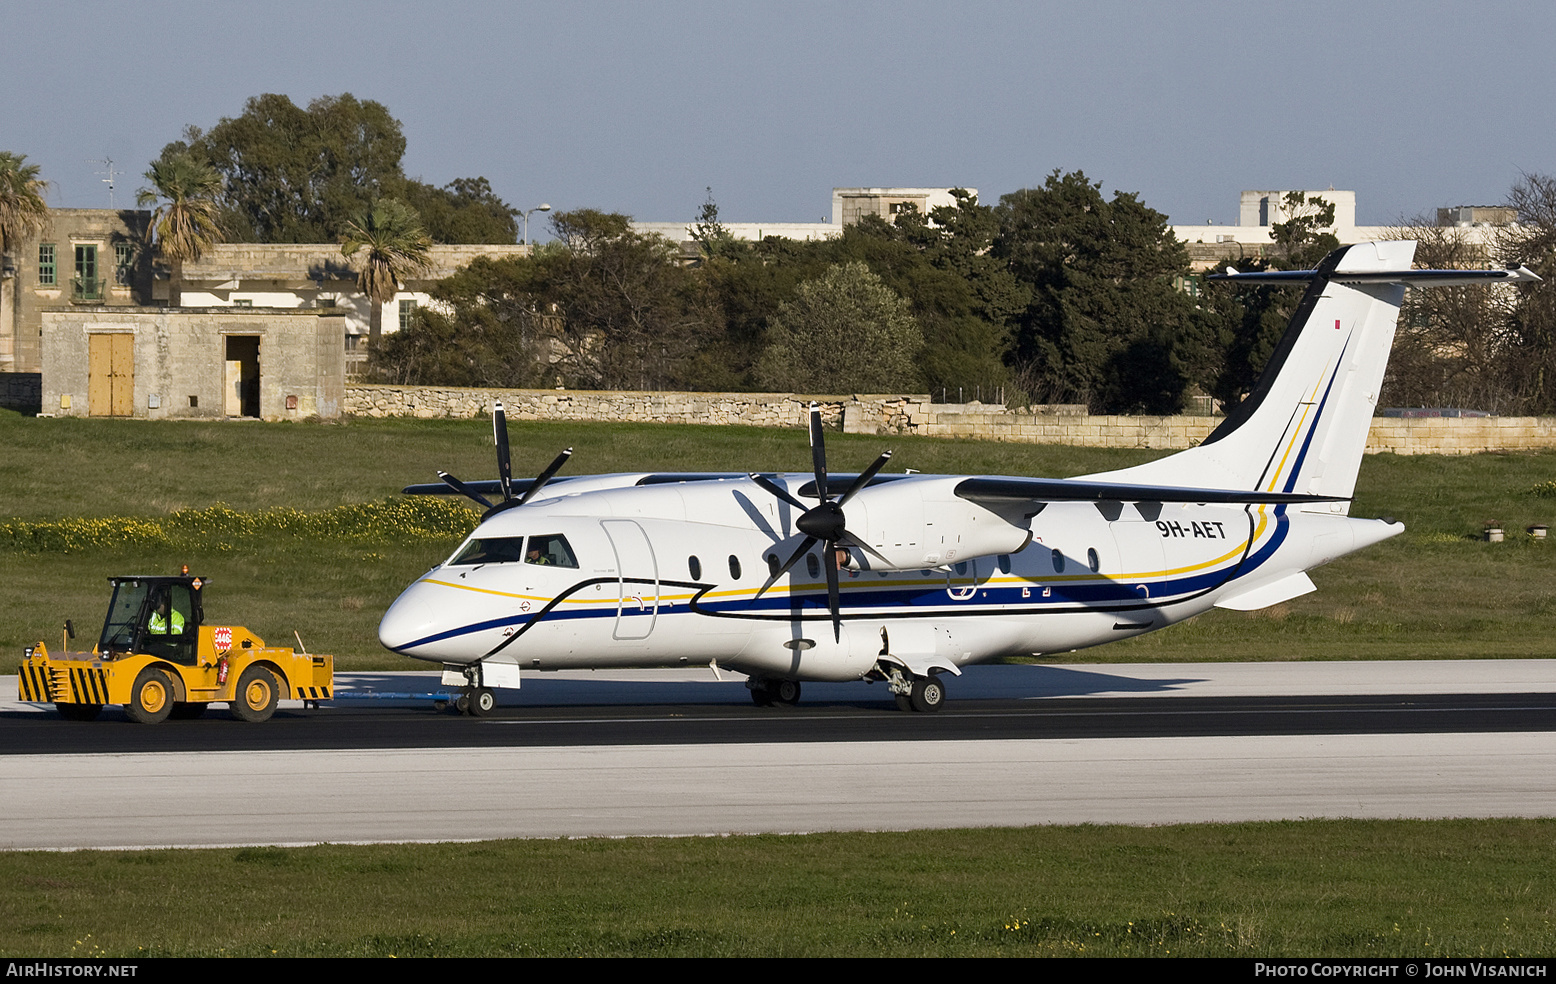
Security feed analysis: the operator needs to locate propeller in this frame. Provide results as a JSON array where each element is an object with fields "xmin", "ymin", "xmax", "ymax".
[
  {"xmin": 438, "ymin": 401, "xmax": 573, "ymax": 516},
  {"xmin": 750, "ymin": 403, "xmax": 892, "ymax": 639}
]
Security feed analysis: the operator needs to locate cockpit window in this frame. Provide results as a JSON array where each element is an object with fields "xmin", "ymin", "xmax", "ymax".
[
  {"xmin": 449, "ymin": 536, "xmax": 527, "ymax": 566},
  {"xmin": 525, "ymin": 534, "xmax": 579, "ymax": 569}
]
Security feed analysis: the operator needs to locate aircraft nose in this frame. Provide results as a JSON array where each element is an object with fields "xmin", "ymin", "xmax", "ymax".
[{"xmin": 378, "ymin": 583, "xmax": 440, "ymax": 655}]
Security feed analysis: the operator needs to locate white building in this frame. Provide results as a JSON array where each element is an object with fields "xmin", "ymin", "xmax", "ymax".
[
  {"xmin": 633, "ymin": 187, "xmax": 974, "ymax": 247},
  {"xmin": 1170, "ymin": 190, "xmax": 1514, "ymax": 271}
]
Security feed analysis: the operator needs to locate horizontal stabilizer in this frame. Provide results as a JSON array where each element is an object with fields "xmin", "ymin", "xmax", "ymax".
[
  {"xmin": 1211, "ymin": 265, "xmax": 1540, "ymax": 287},
  {"xmin": 955, "ymin": 476, "xmax": 1347, "ymax": 506}
]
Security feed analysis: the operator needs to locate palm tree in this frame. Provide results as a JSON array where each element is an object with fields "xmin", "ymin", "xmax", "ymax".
[
  {"xmin": 340, "ymin": 198, "xmax": 432, "ymax": 348},
  {"xmin": 137, "ymin": 152, "xmax": 222, "ymax": 307},
  {"xmin": 0, "ymin": 152, "xmax": 49, "ymax": 368}
]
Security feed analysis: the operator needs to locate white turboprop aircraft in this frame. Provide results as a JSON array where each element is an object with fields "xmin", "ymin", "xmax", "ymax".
[{"xmin": 379, "ymin": 241, "xmax": 1539, "ymax": 714}]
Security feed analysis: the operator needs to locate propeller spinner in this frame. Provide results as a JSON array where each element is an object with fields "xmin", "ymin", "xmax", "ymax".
[
  {"xmin": 438, "ymin": 401, "xmax": 573, "ymax": 516},
  {"xmin": 750, "ymin": 403, "xmax": 892, "ymax": 638}
]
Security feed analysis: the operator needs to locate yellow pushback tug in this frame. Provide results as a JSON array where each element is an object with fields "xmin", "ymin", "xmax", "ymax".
[{"xmin": 18, "ymin": 574, "xmax": 333, "ymax": 723}]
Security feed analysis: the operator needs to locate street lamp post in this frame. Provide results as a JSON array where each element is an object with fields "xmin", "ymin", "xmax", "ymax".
[{"xmin": 522, "ymin": 204, "xmax": 551, "ymax": 247}]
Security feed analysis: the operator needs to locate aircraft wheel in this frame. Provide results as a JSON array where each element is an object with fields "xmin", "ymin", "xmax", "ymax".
[
  {"xmin": 470, "ymin": 687, "xmax": 496, "ymax": 716},
  {"xmin": 749, "ymin": 682, "xmax": 774, "ymax": 707},
  {"xmin": 909, "ymin": 675, "xmax": 946, "ymax": 713},
  {"xmin": 230, "ymin": 666, "xmax": 280, "ymax": 723},
  {"xmin": 894, "ymin": 693, "xmax": 913, "ymax": 712},
  {"xmin": 772, "ymin": 680, "xmax": 802, "ymax": 706},
  {"xmin": 169, "ymin": 701, "xmax": 207, "ymax": 720},
  {"xmin": 56, "ymin": 702, "xmax": 102, "ymax": 722},
  {"xmin": 126, "ymin": 667, "xmax": 175, "ymax": 724}
]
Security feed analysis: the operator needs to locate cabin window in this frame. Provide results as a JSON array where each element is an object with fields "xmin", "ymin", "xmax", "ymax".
[
  {"xmin": 1051, "ymin": 548, "xmax": 1064, "ymax": 573},
  {"xmin": 953, "ymin": 561, "xmax": 968, "ymax": 576},
  {"xmin": 688, "ymin": 555, "xmax": 702, "ymax": 580},
  {"xmin": 806, "ymin": 553, "xmax": 821, "ymax": 578},
  {"xmin": 1087, "ymin": 547, "xmax": 1100, "ymax": 573},
  {"xmin": 449, "ymin": 536, "xmax": 527, "ymax": 566},
  {"xmin": 997, "ymin": 554, "xmax": 1012, "ymax": 574},
  {"xmin": 766, "ymin": 554, "xmax": 780, "ymax": 578},
  {"xmin": 526, "ymin": 533, "xmax": 579, "ymax": 568},
  {"xmin": 729, "ymin": 555, "xmax": 742, "ymax": 579}
]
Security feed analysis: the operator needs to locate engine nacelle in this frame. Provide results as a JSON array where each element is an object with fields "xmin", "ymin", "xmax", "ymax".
[{"xmin": 844, "ymin": 478, "xmax": 1032, "ymax": 571}]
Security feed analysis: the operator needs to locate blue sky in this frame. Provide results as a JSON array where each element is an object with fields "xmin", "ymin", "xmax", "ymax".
[{"xmin": 5, "ymin": 1, "xmax": 1552, "ymax": 233}]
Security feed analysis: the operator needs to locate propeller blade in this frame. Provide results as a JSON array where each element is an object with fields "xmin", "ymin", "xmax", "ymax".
[
  {"xmin": 493, "ymin": 402, "xmax": 513, "ymax": 501},
  {"xmin": 824, "ymin": 549, "xmax": 841, "ymax": 641},
  {"xmin": 753, "ymin": 536, "xmax": 816, "ymax": 599},
  {"xmin": 438, "ymin": 471, "xmax": 494, "ymax": 509},
  {"xmin": 749, "ymin": 473, "xmax": 808, "ymax": 511},
  {"xmin": 836, "ymin": 450, "xmax": 893, "ymax": 507},
  {"xmin": 807, "ymin": 403, "xmax": 828, "ymax": 499},
  {"xmin": 518, "ymin": 448, "xmax": 574, "ymax": 506}
]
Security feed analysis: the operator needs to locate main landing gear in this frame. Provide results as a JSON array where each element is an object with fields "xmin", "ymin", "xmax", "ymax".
[
  {"xmin": 887, "ymin": 668, "xmax": 946, "ymax": 713},
  {"xmin": 748, "ymin": 677, "xmax": 802, "ymax": 707},
  {"xmin": 747, "ymin": 671, "xmax": 947, "ymax": 712}
]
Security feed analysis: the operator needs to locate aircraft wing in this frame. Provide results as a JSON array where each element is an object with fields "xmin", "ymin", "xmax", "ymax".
[
  {"xmin": 402, "ymin": 472, "xmax": 747, "ymax": 496},
  {"xmin": 954, "ymin": 476, "xmax": 1348, "ymax": 505}
]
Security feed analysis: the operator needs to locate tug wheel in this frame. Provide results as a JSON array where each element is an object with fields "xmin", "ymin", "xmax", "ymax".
[
  {"xmin": 126, "ymin": 667, "xmax": 174, "ymax": 724},
  {"xmin": 230, "ymin": 666, "xmax": 280, "ymax": 723}
]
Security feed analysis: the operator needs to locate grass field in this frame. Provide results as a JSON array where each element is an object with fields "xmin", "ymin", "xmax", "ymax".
[
  {"xmin": 3, "ymin": 820, "xmax": 1555, "ymax": 957},
  {"xmin": 6, "ymin": 412, "xmax": 1556, "ymax": 958},
  {"xmin": 3, "ymin": 410, "xmax": 1554, "ymax": 668}
]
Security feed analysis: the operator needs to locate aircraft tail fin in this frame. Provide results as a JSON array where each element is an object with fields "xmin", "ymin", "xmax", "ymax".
[{"xmin": 1088, "ymin": 241, "xmax": 1537, "ymax": 510}]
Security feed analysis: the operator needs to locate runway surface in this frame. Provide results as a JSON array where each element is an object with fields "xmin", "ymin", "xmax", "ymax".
[{"xmin": 5, "ymin": 661, "xmax": 1556, "ymax": 850}]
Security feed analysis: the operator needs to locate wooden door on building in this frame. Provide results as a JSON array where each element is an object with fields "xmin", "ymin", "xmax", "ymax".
[
  {"xmin": 223, "ymin": 335, "xmax": 260, "ymax": 417},
  {"xmin": 87, "ymin": 333, "xmax": 134, "ymax": 417}
]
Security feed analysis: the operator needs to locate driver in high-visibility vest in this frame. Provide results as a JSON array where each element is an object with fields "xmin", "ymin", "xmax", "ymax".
[{"xmin": 147, "ymin": 595, "xmax": 185, "ymax": 635}]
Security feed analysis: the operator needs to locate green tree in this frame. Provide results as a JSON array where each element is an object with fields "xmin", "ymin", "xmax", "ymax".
[
  {"xmin": 0, "ymin": 152, "xmax": 48, "ymax": 260},
  {"xmin": 158, "ymin": 93, "xmax": 518, "ymax": 244},
  {"xmin": 542, "ymin": 209, "xmax": 717, "ymax": 390},
  {"xmin": 1208, "ymin": 194, "xmax": 1340, "ymax": 411},
  {"xmin": 0, "ymin": 153, "xmax": 49, "ymax": 362},
  {"xmin": 402, "ymin": 176, "xmax": 519, "ymax": 244},
  {"xmin": 690, "ymin": 187, "xmax": 740, "ymax": 261},
  {"xmin": 1270, "ymin": 192, "xmax": 1340, "ymax": 268},
  {"xmin": 1496, "ymin": 173, "xmax": 1556, "ymax": 412},
  {"xmin": 756, "ymin": 262, "xmax": 923, "ymax": 393},
  {"xmin": 136, "ymin": 151, "xmax": 223, "ymax": 307},
  {"xmin": 840, "ymin": 191, "xmax": 1027, "ymax": 402},
  {"xmin": 1381, "ymin": 218, "xmax": 1512, "ymax": 411},
  {"xmin": 376, "ymin": 211, "xmax": 715, "ymax": 390},
  {"xmin": 340, "ymin": 198, "xmax": 433, "ymax": 348},
  {"xmin": 994, "ymin": 171, "xmax": 1206, "ymax": 413},
  {"xmin": 369, "ymin": 253, "xmax": 553, "ymax": 387}
]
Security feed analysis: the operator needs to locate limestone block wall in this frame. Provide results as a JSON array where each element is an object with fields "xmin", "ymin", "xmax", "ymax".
[{"xmin": 342, "ymin": 385, "xmax": 1556, "ymax": 455}]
